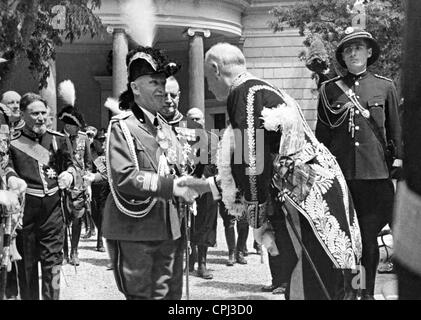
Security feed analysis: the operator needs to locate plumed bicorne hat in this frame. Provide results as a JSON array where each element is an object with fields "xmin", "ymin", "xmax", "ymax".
[
  {"xmin": 335, "ymin": 27, "xmax": 380, "ymax": 68},
  {"xmin": 57, "ymin": 80, "xmax": 85, "ymax": 128},
  {"xmin": 126, "ymin": 46, "xmax": 181, "ymax": 82}
]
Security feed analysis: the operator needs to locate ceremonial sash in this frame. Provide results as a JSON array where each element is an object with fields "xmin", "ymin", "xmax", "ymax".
[{"xmin": 11, "ymin": 135, "xmax": 50, "ymax": 166}]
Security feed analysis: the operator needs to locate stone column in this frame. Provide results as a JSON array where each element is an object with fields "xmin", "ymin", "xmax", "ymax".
[
  {"xmin": 111, "ymin": 27, "xmax": 128, "ymax": 98},
  {"xmin": 185, "ymin": 28, "xmax": 211, "ymax": 114}
]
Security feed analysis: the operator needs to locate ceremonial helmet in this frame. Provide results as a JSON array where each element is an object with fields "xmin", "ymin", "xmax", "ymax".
[
  {"xmin": 126, "ymin": 46, "xmax": 181, "ymax": 82},
  {"xmin": 57, "ymin": 80, "xmax": 85, "ymax": 128},
  {"xmin": 335, "ymin": 27, "xmax": 380, "ymax": 68}
]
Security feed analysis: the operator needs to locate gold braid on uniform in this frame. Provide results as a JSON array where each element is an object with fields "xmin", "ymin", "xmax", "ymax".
[
  {"xmin": 318, "ymin": 81, "xmax": 354, "ymax": 128},
  {"xmin": 106, "ymin": 119, "xmax": 158, "ymax": 218}
]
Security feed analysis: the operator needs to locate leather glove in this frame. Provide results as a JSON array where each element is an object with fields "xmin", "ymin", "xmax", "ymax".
[
  {"xmin": 176, "ymin": 177, "xmax": 211, "ymax": 196},
  {"xmin": 58, "ymin": 171, "xmax": 73, "ymax": 189},
  {"xmin": 173, "ymin": 178, "xmax": 199, "ymax": 202},
  {"xmin": 0, "ymin": 190, "xmax": 20, "ymax": 213},
  {"xmin": 7, "ymin": 176, "xmax": 27, "ymax": 198}
]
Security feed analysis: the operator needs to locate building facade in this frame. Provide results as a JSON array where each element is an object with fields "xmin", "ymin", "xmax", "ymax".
[{"xmin": 3, "ymin": 0, "xmax": 318, "ymax": 131}]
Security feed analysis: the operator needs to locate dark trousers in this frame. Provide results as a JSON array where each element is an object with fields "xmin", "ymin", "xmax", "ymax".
[
  {"xmin": 347, "ymin": 179, "xmax": 394, "ymax": 295},
  {"xmin": 395, "ymin": 260, "xmax": 421, "ymax": 300},
  {"xmin": 16, "ymin": 193, "xmax": 64, "ymax": 300},
  {"xmin": 63, "ymin": 217, "xmax": 82, "ymax": 256},
  {"xmin": 106, "ymin": 238, "xmax": 178, "ymax": 300},
  {"xmin": 6, "ymin": 263, "xmax": 18, "ymax": 298},
  {"xmin": 268, "ymin": 211, "xmax": 297, "ymax": 288},
  {"xmin": 91, "ymin": 182, "xmax": 109, "ymax": 248},
  {"xmin": 167, "ymin": 237, "xmax": 184, "ymax": 300},
  {"xmin": 219, "ymin": 201, "xmax": 249, "ymax": 254}
]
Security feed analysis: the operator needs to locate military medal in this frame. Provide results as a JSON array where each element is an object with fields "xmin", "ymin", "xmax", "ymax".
[
  {"xmin": 361, "ymin": 109, "xmax": 370, "ymax": 118},
  {"xmin": 46, "ymin": 168, "xmax": 57, "ymax": 179}
]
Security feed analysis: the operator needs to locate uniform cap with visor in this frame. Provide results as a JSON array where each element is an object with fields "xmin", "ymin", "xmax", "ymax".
[{"xmin": 335, "ymin": 27, "xmax": 380, "ymax": 68}]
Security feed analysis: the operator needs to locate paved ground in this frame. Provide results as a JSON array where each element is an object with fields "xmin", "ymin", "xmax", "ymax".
[{"xmin": 59, "ymin": 218, "xmax": 396, "ymax": 300}]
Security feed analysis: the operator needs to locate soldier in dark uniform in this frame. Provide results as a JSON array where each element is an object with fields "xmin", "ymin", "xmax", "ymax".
[
  {"xmin": 8, "ymin": 93, "xmax": 75, "ymax": 300},
  {"xmin": 84, "ymin": 127, "xmax": 108, "ymax": 252},
  {"xmin": 57, "ymin": 102, "xmax": 92, "ymax": 266},
  {"xmin": 316, "ymin": 27, "xmax": 403, "ymax": 300},
  {"xmin": 103, "ymin": 46, "xmax": 199, "ymax": 300}
]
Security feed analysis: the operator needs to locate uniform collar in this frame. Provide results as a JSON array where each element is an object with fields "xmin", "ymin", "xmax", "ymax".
[
  {"xmin": 157, "ymin": 110, "xmax": 184, "ymax": 126},
  {"xmin": 346, "ymin": 70, "xmax": 369, "ymax": 80},
  {"xmin": 22, "ymin": 126, "xmax": 44, "ymax": 142},
  {"xmin": 131, "ymin": 103, "xmax": 157, "ymax": 124}
]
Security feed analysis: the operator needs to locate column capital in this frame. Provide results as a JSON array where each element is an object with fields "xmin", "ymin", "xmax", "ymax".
[
  {"xmin": 106, "ymin": 25, "xmax": 127, "ymax": 35},
  {"xmin": 184, "ymin": 28, "xmax": 211, "ymax": 38}
]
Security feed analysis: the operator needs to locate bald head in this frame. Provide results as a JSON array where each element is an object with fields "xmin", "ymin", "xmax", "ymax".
[
  {"xmin": 205, "ymin": 43, "xmax": 246, "ymax": 76},
  {"xmin": 204, "ymin": 43, "xmax": 248, "ymax": 101},
  {"xmin": 187, "ymin": 107, "xmax": 204, "ymax": 126},
  {"xmin": 1, "ymin": 91, "xmax": 21, "ymax": 116}
]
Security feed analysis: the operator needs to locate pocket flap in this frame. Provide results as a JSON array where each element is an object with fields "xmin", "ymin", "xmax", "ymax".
[{"xmin": 368, "ymin": 97, "xmax": 385, "ymax": 107}]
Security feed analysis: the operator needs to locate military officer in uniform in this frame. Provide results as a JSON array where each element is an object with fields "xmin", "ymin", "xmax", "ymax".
[
  {"xmin": 57, "ymin": 82, "xmax": 93, "ymax": 266},
  {"xmin": 84, "ymin": 127, "xmax": 108, "ymax": 252},
  {"xmin": 316, "ymin": 27, "xmax": 403, "ymax": 300},
  {"xmin": 8, "ymin": 93, "xmax": 75, "ymax": 300},
  {"xmin": 157, "ymin": 76, "xmax": 219, "ymax": 299},
  {"xmin": 103, "ymin": 46, "xmax": 199, "ymax": 300}
]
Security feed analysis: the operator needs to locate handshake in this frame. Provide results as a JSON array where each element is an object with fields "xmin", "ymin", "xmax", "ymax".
[{"xmin": 173, "ymin": 176, "xmax": 212, "ymax": 202}]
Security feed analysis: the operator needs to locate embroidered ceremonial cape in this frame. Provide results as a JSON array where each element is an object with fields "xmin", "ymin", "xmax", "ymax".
[{"xmin": 226, "ymin": 73, "xmax": 362, "ymax": 269}]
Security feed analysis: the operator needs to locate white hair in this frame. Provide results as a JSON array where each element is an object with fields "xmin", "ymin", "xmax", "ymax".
[
  {"xmin": 166, "ymin": 75, "xmax": 180, "ymax": 91},
  {"xmin": 205, "ymin": 43, "xmax": 246, "ymax": 75},
  {"xmin": 1, "ymin": 90, "xmax": 21, "ymax": 104},
  {"xmin": 187, "ymin": 107, "xmax": 204, "ymax": 120}
]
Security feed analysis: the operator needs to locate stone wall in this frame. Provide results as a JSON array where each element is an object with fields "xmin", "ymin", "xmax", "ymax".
[{"xmin": 242, "ymin": 1, "xmax": 319, "ymax": 130}]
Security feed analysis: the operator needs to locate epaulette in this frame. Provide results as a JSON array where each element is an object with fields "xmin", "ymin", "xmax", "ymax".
[
  {"xmin": 47, "ymin": 129, "xmax": 65, "ymax": 137},
  {"xmin": 374, "ymin": 74, "xmax": 393, "ymax": 82},
  {"xmin": 111, "ymin": 110, "xmax": 132, "ymax": 121},
  {"xmin": 320, "ymin": 75, "xmax": 341, "ymax": 86}
]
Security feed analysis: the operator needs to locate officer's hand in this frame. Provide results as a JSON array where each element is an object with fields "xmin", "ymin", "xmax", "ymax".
[
  {"xmin": 0, "ymin": 190, "xmax": 21, "ymax": 213},
  {"xmin": 173, "ymin": 178, "xmax": 199, "ymax": 202},
  {"xmin": 392, "ymin": 159, "xmax": 403, "ymax": 167},
  {"xmin": 176, "ymin": 177, "xmax": 211, "ymax": 196},
  {"xmin": 104, "ymin": 97, "xmax": 122, "ymax": 116},
  {"xmin": 83, "ymin": 172, "xmax": 96, "ymax": 185},
  {"xmin": 86, "ymin": 185, "xmax": 92, "ymax": 201},
  {"xmin": 7, "ymin": 176, "xmax": 27, "ymax": 197},
  {"xmin": 58, "ymin": 171, "xmax": 73, "ymax": 189},
  {"xmin": 391, "ymin": 159, "xmax": 404, "ymax": 180}
]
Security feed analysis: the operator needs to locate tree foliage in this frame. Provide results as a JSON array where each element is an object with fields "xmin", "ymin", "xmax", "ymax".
[
  {"xmin": 0, "ymin": 0, "xmax": 104, "ymax": 89},
  {"xmin": 269, "ymin": 0, "xmax": 404, "ymax": 82}
]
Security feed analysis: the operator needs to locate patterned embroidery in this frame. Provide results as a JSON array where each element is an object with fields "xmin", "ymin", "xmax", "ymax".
[
  {"xmin": 256, "ymin": 85, "xmax": 362, "ymax": 268},
  {"xmin": 228, "ymin": 75, "xmax": 362, "ymax": 269}
]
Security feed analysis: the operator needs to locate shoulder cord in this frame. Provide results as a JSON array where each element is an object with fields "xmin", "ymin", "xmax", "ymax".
[
  {"xmin": 106, "ymin": 120, "xmax": 157, "ymax": 218},
  {"xmin": 317, "ymin": 83, "xmax": 353, "ymax": 128}
]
